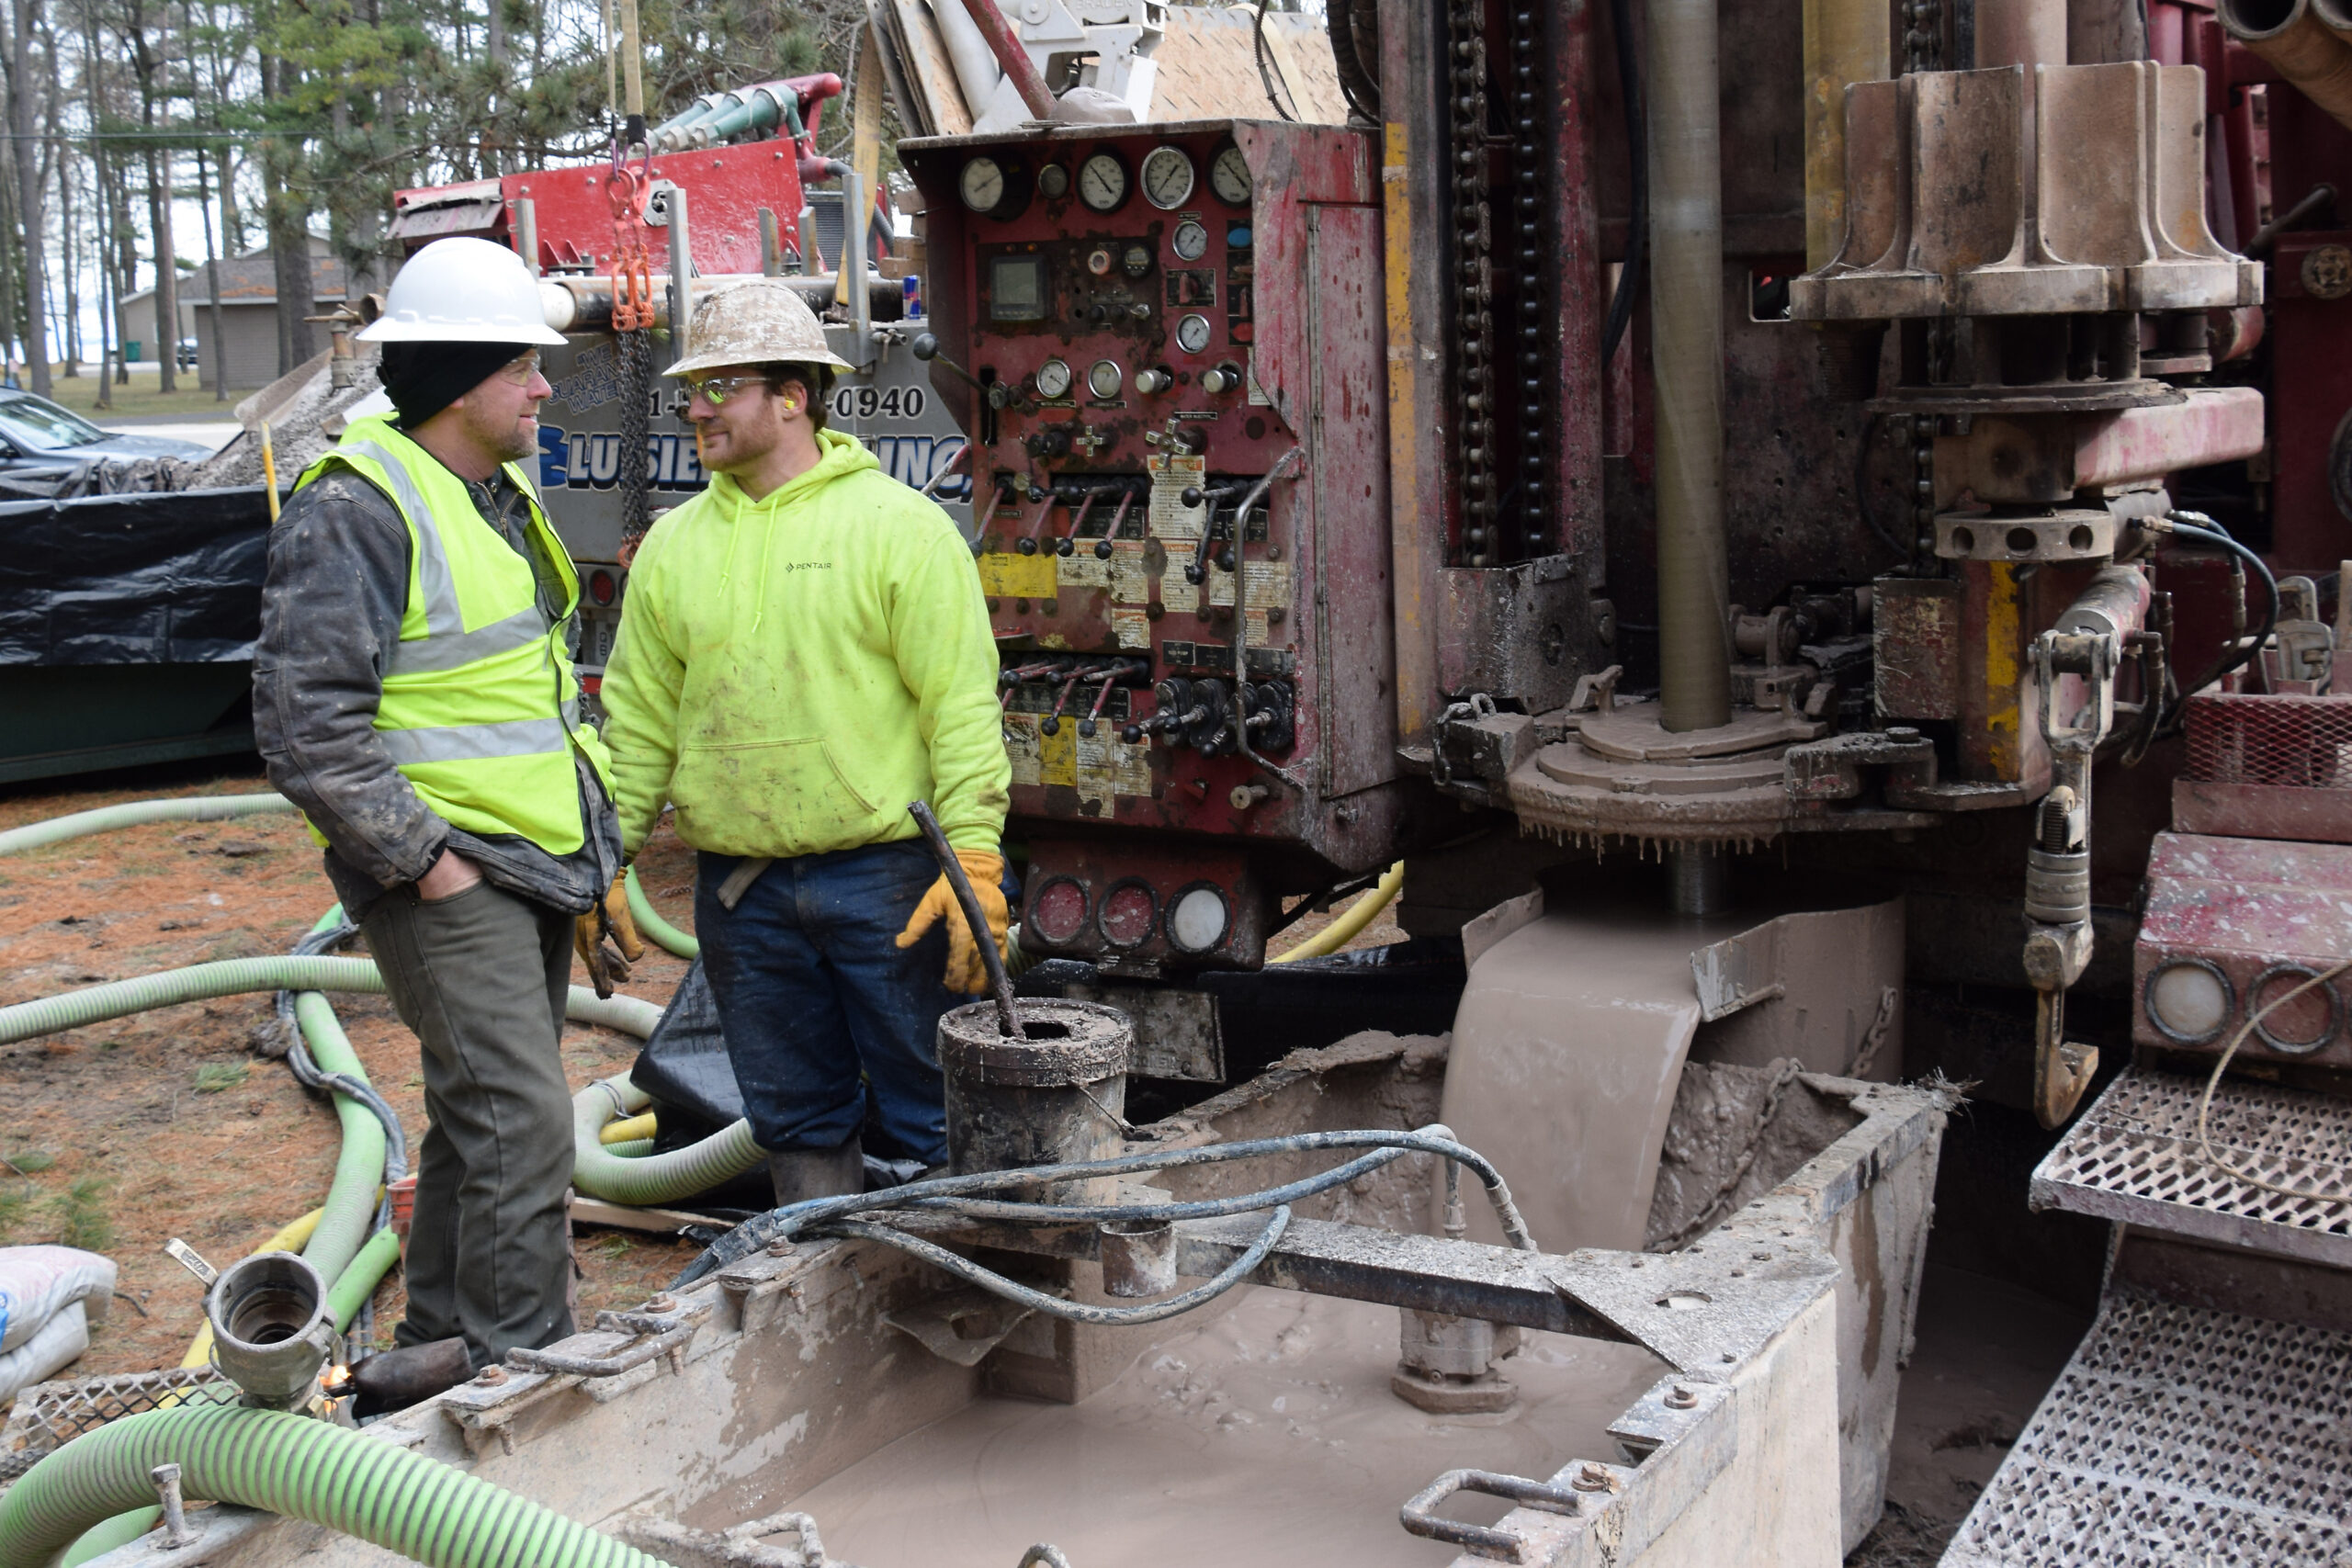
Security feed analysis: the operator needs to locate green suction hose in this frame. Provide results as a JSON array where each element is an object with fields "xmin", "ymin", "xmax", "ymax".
[
  {"xmin": 0, "ymin": 956, "xmax": 388, "ymax": 1045},
  {"xmin": 60, "ymin": 1224, "xmax": 411, "ymax": 1567},
  {"xmin": 0, "ymin": 793, "xmax": 299, "ymax": 856},
  {"xmin": 290, "ymin": 989, "xmax": 386, "ymax": 1287},
  {"xmin": 624, "ymin": 867, "xmax": 699, "ymax": 958},
  {"xmin": 572, "ymin": 1075, "xmax": 765, "ymax": 1205},
  {"xmin": 3, "ymin": 1403, "xmax": 676, "ymax": 1568}
]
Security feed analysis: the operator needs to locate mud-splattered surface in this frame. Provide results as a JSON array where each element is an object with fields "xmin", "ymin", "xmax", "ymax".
[
  {"xmin": 786, "ymin": 1287, "xmax": 1668, "ymax": 1568},
  {"xmin": 1844, "ymin": 1264, "xmax": 2091, "ymax": 1566},
  {"xmin": 0, "ymin": 761, "xmax": 701, "ymax": 1375}
]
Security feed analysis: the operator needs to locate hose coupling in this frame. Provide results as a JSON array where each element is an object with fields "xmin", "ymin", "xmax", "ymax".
[{"xmin": 207, "ymin": 1251, "xmax": 336, "ymax": 1411}]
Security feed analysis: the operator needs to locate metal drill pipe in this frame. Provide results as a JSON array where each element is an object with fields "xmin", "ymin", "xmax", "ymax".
[
  {"xmin": 908, "ymin": 800, "xmax": 1023, "ymax": 1037},
  {"xmin": 1649, "ymin": 0, "xmax": 1733, "ymax": 733},
  {"xmin": 956, "ymin": 0, "xmax": 1057, "ymax": 118}
]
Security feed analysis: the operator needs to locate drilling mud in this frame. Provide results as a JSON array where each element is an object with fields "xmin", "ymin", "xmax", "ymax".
[
  {"xmin": 1442, "ymin": 908, "xmax": 1742, "ymax": 1253},
  {"xmin": 777, "ymin": 1288, "xmax": 1668, "ymax": 1567}
]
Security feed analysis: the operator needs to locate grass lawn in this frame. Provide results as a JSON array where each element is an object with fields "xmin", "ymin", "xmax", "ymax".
[{"xmin": 50, "ymin": 374, "xmax": 243, "ymax": 420}]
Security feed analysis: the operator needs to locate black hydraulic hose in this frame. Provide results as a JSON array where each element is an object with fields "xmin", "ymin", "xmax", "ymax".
[
  {"xmin": 827, "ymin": 1206, "xmax": 1293, "ymax": 1326},
  {"xmin": 275, "ymin": 918, "xmax": 409, "ymax": 1190},
  {"xmin": 1600, "ymin": 0, "xmax": 1647, "ymax": 369},
  {"xmin": 675, "ymin": 1125, "xmax": 1535, "ymax": 1286},
  {"xmin": 2168, "ymin": 513, "xmax": 2279, "ymax": 699}
]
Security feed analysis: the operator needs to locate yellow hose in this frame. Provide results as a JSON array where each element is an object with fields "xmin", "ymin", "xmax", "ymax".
[
  {"xmin": 178, "ymin": 1208, "xmax": 326, "ymax": 1371},
  {"xmin": 599, "ymin": 1111, "xmax": 658, "ymax": 1145},
  {"xmin": 1268, "ymin": 862, "xmax": 1404, "ymax": 964}
]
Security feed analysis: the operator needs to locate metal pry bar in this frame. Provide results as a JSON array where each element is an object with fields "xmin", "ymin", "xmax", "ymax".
[{"xmin": 908, "ymin": 799, "xmax": 1025, "ymax": 1039}]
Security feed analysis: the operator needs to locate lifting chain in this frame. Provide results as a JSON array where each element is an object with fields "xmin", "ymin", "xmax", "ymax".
[
  {"xmin": 1447, "ymin": 0, "xmax": 1547, "ymax": 567},
  {"xmin": 1907, "ymin": 412, "xmax": 1936, "ymax": 567},
  {"xmin": 1506, "ymin": 0, "xmax": 1547, "ymax": 563},
  {"xmin": 1902, "ymin": 0, "xmax": 1942, "ymax": 73},
  {"xmin": 1447, "ymin": 0, "xmax": 1496, "ymax": 566},
  {"xmin": 606, "ymin": 140, "xmax": 657, "ymax": 563}
]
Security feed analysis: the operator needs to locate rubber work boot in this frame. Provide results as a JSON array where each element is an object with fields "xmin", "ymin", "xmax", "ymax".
[{"xmin": 768, "ymin": 1139, "xmax": 865, "ymax": 1206}]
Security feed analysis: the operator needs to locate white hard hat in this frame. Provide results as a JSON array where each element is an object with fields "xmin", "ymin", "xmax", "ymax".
[
  {"xmin": 665, "ymin": 279, "xmax": 854, "ymax": 378},
  {"xmin": 356, "ymin": 236, "xmax": 567, "ymax": 346}
]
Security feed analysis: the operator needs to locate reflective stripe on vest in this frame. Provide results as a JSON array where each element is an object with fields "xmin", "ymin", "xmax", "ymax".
[
  {"xmin": 337, "ymin": 438, "xmax": 557, "ymax": 677},
  {"xmin": 294, "ymin": 415, "xmax": 612, "ymax": 858},
  {"xmin": 375, "ymin": 702, "xmax": 582, "ymax": 766}
]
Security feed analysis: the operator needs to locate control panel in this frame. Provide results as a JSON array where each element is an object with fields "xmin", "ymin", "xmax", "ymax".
[{"xmin": 903, "ymin": 120, "xmax": 1403, "ymax": 973}]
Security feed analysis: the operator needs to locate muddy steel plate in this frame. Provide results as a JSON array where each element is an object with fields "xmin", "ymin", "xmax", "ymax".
[
  {"xmin": 2029, "ymin": 1066, "xmax": 2352, "ymax": 1266},
  {"xmin": 1942, "ymin": 1291, "xmax": 2352, "ymax": 1567}
]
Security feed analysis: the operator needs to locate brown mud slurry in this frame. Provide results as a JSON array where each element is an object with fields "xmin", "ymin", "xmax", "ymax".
[
  {"xmin": 0, "ymin": 762, "xmax": 700, "ymax": 1374},
  {"xmin": 786, "ymin": 1289, "xmax": 1669, "ymax": 1568}
]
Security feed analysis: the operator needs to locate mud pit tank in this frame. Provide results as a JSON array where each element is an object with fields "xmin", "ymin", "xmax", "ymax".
[{"xmin": 61, "ymin": 1029, "xmax": 1944, "ymax": 1568}]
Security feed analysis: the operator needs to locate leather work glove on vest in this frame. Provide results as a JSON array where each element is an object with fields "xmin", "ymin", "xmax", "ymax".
[
  {"xmin": 575, "ymin": 872, "xmax": 646, "ymax": 998},
  {"xmin": 895, "ymin": 850, "xmax": 1011, "ymax": 994}
]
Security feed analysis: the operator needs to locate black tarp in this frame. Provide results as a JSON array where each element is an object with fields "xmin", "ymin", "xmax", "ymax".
[{"xmin": 0, "ymin": 485, "xmax": 274, "ymax": 666}]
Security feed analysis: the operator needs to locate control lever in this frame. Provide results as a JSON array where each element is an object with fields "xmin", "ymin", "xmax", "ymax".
[
  {"xmin": 1038, "ymin": 669, "xmax": 1086, "ymax": 736},
  {"xmin": 1200, "ymin": 362, "xmax": 1244, "ymax": 395},
  {"xmin": 1181, "ymin": 484, "xmax": 1242, "ymax": 584},
  {"xmin": 911, "ymin": 333, "xmax": 1028, "ymax": 413}
]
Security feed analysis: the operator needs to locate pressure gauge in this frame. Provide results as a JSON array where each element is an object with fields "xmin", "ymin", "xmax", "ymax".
[
  {"xmin": 1088, "ymin": 359, "xmax": 1124, "ymax": 400},
  {"xmin": 959, "ymin": 156, "xmax": 1007, "ymax": 213},
  {"xmin": 1078, "ymin": 152, "xmax": 1128, "ymax": 212},
  {"xmin": 1175, "ymin": 313, "xmax": 1214, "ymax": 355},
  {"xmin": 1140, "ymin": 145, "xmax": 1195, "ymax": 210},
  {"xmin": 1035, "ymin": 358, "xmax": 1074, "ymax": 400},
  {"xmin": 1209, "ymin": 144, "xmax": 1252, "ymax": 207},
  {"xmin": 1037, "ymin": 163, "xmax": 1069, "ymax": 199},
  {"xmin": 1171, "ymin": 220, "xmax": 1209, "ymax": 262}
]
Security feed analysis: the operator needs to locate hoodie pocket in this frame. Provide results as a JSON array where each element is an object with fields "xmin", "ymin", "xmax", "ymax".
[{"xmin": 671, "ymin": 737, "xmax": 882, "ymax": 850}]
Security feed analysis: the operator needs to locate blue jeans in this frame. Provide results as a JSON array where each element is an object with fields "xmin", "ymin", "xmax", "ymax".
[{"xmin": 695, "ymin": 840, "xmax": 959, "ymax": 1165}]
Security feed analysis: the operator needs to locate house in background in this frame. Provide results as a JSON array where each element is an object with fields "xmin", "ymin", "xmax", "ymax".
[{"xmin": 119, "ymin": 238, "xmax": 345, "ymax": 391}]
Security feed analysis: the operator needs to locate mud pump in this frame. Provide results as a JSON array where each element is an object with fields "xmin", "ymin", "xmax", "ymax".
[{"xmin": 6, "ymin": 0, "xmax": 2352, "ymax": 1557}]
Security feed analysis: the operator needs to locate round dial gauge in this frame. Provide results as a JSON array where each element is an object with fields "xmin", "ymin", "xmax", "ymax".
[
  {"xmin": 1035, "ymin": 358, "xmax": 1074, "ymax": 400},
  {"xmin": 959, "ymin": 156, "xmax": 1007, "ymax": 213},
  {"xmin": 1209, "ymin": 144, "xmax": 1252, "ymax": 206},
  {"xmin": 1087, "ymin": 359, "xmax": 1124, "ymax": 400},
  {"xmin": 1174, "ymin": 313, "xmax": 1214, "ymax": 355},
  {"xmin": 1140, "ymin": 145, "xmax": 1196, "ymax": 210},
  {"xmin": 1037, "ymin": 163, "xmax": 1069, "ymax": 199},
  {"xmin": 1171, "ymin": 220, "xmax": 1209, "ymax": 261},
  {"xmin": 1078, "ymin": 152, "xmax": 1128, "ymax": 212}
]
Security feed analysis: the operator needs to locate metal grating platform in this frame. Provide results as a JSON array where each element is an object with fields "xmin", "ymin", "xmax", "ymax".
[
  {"xmin": 2030, "ymin": 1066, "xmax": 2352, "ymax": 1266},
  {"xmin": 1942, "ymin": 1291, "xmax": 2352, "ymax": 1567}
]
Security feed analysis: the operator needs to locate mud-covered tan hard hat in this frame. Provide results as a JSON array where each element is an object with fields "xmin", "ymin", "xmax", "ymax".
[{"xmin": 665, "ymin": 278, "xmax": 854, "ymax": 378}]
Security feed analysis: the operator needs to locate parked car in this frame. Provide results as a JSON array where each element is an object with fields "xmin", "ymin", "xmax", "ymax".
[
  {"xmin": 175, "ymin": 337, "xmax": 199, "ymax": 370},
  {"xmin": 0, "ymin": 389, "xmax": 216, "ymax": 496}
]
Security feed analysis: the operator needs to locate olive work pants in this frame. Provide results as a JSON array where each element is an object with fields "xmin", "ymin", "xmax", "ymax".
[{"xmin": 362, "ymin": 879, "xmax": 575, "ymax": 1369}]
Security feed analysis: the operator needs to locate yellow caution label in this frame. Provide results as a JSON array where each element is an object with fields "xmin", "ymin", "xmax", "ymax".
[
  {"xmin": 1039, "ymin": 719, "xmax": 1078, "ymax": 787},
  {"xmin": 978, "ymin": 550, "xmax": 1057, "ymax": 599}
]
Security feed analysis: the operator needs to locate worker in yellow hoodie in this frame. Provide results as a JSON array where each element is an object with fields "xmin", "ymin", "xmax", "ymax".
[{"xmin": 599, "ymin": 279, "xmax": 1010, "ymax": 1204}]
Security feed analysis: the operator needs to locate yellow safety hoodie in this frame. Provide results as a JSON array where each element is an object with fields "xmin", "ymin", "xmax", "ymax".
[
  {"xmin": 294, "ymin": 414, "xmax": 615, "ymax": 854},
  {"xmin": 600, "ymin": 428, "xmax": 1008, "ymax": 861}
]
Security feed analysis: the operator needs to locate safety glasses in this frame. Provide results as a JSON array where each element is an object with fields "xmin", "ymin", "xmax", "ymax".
[
  {"xmin": 684, "ymin": 374, "xmax": 769, "ymax": 407},
  {"xmin": 494, "ymin": 351, "xmax": 545, "ymax": 386}
]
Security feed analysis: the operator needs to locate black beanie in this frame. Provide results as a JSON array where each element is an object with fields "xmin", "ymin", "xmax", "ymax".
[{"xmin": 377, "ymin": 340, "xmax": 536, "ymax": 429}]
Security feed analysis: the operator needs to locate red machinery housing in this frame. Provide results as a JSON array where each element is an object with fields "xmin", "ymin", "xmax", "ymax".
[
  {"xmin": 903, "ymin": 121, "xmax": 1402, "ymax": 974},
  {"xmin": 387, "ymin": 74, "xmax": 846, "ymax": 272}
]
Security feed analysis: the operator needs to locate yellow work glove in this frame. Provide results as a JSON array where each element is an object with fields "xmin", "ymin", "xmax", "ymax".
[
  {"xmin": 574, "ymin": 871, "xmax": 646, "ymax": 999},
  {"xmin": 895, "ymin": 850, "xmax": 1010, "ymax": 995}
]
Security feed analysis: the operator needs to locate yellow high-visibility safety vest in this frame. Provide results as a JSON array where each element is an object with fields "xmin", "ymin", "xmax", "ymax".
[{"xmin": 292, "ymin": 413, "xmax": 615, "ymax": 856}]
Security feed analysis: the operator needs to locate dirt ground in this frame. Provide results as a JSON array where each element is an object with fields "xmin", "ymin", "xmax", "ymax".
[
  {"xmin": 0, "ymin": 758, "xmax": 1400, "ymax": 1378},
  {"xmin": 0, "ymin": 760, "xmax": 703, "ymax": 1374}
]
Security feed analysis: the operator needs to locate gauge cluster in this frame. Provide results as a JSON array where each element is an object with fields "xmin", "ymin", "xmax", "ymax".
[{"xmin": 901, "ymin": 119, "xmax": 1400, "ymax": 969}]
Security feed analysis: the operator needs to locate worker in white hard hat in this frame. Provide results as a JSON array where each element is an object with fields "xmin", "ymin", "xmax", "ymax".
[
  {"xmin": 599, "ymin": 278, "xmax": 1009, "ymax": 1203},
  {"xmin": 253, "ymin": 235, "xmax": 641, "ymax": 1371}
]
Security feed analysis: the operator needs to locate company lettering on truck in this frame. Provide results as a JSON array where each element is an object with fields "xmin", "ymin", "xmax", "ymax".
[{"xmin": 537, "ymin": 425, "xmax": 970, "ymax": 498}]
